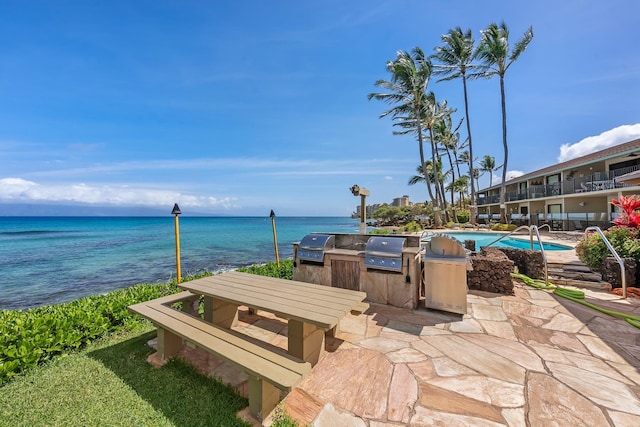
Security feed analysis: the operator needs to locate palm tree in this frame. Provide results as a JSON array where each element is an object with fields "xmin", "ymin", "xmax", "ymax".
[
  {"xmin": 434, "ymin": 113, "xmax": 463, "ymax": 221},
  {"xmin": 432, "ymin": 27, "xmax": 478, "ymax": 223},
  {"xmin": 476, "ymin": 22, "xmax": 533, "ymax": 223},
  {"xmin": 479, "ymin": 155, "xmax": 500, "ymax": 188},
  {"xmin": 369, "ymin": 48, "xmax": 443, "ymax": 227},
  {"xmin": 409, "ymin": 160, "xmax": 445, "ymax": 193},
  {"xmin": 422, "ymin": 93, "xmax": 453, "ymax": 223}
]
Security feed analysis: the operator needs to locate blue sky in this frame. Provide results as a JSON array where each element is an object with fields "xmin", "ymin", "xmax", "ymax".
[{"xmin": 1, "ymin": 0, "xmax": 639, "ymax": 216}]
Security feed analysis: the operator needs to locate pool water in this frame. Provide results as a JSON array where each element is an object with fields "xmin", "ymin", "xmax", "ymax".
[{"xmin": 437, "ymin": 232, "xmax": 572, "ymax": 251}]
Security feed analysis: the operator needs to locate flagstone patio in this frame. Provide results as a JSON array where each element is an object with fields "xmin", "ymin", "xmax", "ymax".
[
  {"xmin": 273, "ymin": 283, "xmax": 640, "ymax": 427},
  {"xmin": 167, "ymin": 277, "xmax": 640, "ymax": 426}
]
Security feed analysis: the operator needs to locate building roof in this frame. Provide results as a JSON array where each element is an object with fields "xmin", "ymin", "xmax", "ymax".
[{"xmin": 483, "ymin": 137, "xmax": 640, "ymax": 190}]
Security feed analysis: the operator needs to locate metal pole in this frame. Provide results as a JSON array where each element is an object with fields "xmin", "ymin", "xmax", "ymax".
[
  {"xmin": 270, "ymin": 210, "xmax": 280, "ymax": 267},
  {"xmin": 172, "ymin": 203, "xmax": 182, "ymax": 283}
]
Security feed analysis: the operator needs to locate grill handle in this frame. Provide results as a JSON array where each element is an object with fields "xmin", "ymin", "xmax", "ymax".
[{"xmin": 405, "ymin": 257, "xmax": 410, "ymax": 283}]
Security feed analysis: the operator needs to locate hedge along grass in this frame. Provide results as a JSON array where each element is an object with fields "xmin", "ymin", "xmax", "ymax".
[
  {"xmin": 0, "ymin": 275, "xmax": 210, "ymax": 383},
  {"xmin": 0, "ymin": 261, "xmax": 300, "ymax": 426},
  {"xmin": 0, "ymin": 261, "xmax": 295, "ymax": 383}
]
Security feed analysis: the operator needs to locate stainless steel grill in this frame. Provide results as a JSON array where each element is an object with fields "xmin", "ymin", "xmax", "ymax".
[
  {"xmin": 423, "ymin": 234, "xmax": 469, "ymax": 315},
  {"xmin": 364, "ymin": 236, "xmax": 406, "ymax": 272},
  {"xmin": 297, "ymin": 234, "xmax": 335, "ymax": 262}
]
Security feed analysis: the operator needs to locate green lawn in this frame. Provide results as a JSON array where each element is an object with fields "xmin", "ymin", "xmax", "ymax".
[{"xmin": 0, "ymin": 326, "xmax": 252, "ymax": 427}]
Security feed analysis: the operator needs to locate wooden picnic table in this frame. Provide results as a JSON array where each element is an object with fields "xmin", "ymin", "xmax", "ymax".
[{"xmin": 179, "ymin": 271, "xmax": 368, "ymax": 366}]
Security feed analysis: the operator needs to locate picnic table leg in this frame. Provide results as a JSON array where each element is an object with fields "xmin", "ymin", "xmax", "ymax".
[
  {"xmin": 157, "ymin": 327, "xmax": 182, "ymax": 361},
  {"xmin": 248, "ymin": 376, "xmax": 280, "ymax": 421},
  {"xmin": 203, "ymin": 296, "xmax": 238, "ymax": 328},
  {"xmin": 288, "ymin": 320, "xmax": 325, "ymax": 366}
]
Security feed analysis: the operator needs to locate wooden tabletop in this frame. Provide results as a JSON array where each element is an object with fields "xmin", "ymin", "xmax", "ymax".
[{"xmin": 179, "ymin": 271, "xmax": 367, "ymax": 330}]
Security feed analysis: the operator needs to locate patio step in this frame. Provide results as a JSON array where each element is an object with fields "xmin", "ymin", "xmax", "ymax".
[{"xmin": 546, "ymin": 261, "xmax": 610, "ymax": 290}]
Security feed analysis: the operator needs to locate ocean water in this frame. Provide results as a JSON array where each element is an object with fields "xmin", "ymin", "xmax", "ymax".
[{"xmin": 0, "ymin": 216, "xmax": 359, "ymax": 310}]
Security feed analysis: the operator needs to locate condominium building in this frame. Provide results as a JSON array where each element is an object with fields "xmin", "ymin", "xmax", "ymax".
[
  {"xmin": 392, "ymin": 195, "xmax": 411, "ymax": 207},
  {"xmin": 475, "ymin": 138, "xmax": 640, "ymax": 231}
]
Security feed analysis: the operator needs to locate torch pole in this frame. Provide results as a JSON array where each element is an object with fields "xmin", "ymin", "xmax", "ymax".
[
  {"xmin": 174, "ymin": 214, "xmax": 181, "ymax": 283},
  {"xmin": 270, "ymin": 209, "xmax": 280, "ymax": 267},
  {"xmin": 172, "ymin": 203, "xmax": 182, "ymax": 284}
]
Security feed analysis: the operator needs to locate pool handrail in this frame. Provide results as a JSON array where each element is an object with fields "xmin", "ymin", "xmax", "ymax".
[
  {"xmin": 584, "ymin": 226, "xmax": 626, "ymax": 299},
  {"xmin": 484, "ymin": 225, "xmax": 550, "ymax": 284}
]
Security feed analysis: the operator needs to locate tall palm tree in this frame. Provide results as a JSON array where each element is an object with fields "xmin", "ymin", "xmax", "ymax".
[
  {"xmin": 432, "ymin": 27, "xmax": 478, "ymax": 223},
  {"xmin": 476, "ymin": 22, "xmax": 533, "ymax": 223},
  {"xmin": 368, "ymin": 48, "xmax": 443, "ymax": 227},
  {"xmin": 422, "ymin": 93, "xmax": 452, "ymax": 223},
  {"xmin": 434, "ymin": 113, "xmax": 463, "ymax": 221},
  {"xmin": 472, "ymin": 168, "xmax": 481, "ymax": 196}
]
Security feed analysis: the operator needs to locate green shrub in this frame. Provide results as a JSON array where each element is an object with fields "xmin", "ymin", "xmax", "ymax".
[
  {"xmin": 369, "ymin": 228, "xmax": 391, "ymax": 235},
  {"xmin": 237, "ymin": 259, "xmax": 293, "ymax": 280},
  {"xmin": 575, "ymin": 226, "xmax": 640, "ymax": 270},
  {"xmin": 0, "ymin": 279, "xmax": 192, "ymax": 383},
  {"xmin": 456, "ymin": 209, "xmax": 470, "ymax": 224},
  {"xmin": 491, "ymin": 223, "xmax": 517, "ymax": 231},
  {"xmin": 400, "ymin": 221, "xmax": 422, "ymax": 233}
]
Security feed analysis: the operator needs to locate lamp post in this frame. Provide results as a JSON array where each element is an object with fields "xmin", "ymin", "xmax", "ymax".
[
  {"xmin": 270, "ymin": 209, "xmax": 280, "ymax": 267},
  {"xmin": 350, "ymin": 184, "xmax": 370, "ymax": 234},
  {"xmin": 171, "ymin": 203, "xmax": 182, "ymax": 283}
]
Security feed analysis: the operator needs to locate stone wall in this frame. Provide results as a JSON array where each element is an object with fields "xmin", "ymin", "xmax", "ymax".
[
  {"xmin": 467, "ymin": 247, "xmax": 515, "ymax": 294},
  {"xmin": 602, "ymin": 257, "xmax": 637, "ymax": 289},
  {"xmin": 496, "ymin": 248, "xmax": 545, "ymax": 280}
]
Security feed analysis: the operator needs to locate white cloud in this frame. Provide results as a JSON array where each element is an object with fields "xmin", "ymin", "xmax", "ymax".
[
  {"xmin": 0, "ymin": 178, "xmax": 237, "ymax": 210},
  {"xmin": 558, "ymin": 124, "xmax": 640, "ymax": 162},
  {"xmin": 384, "ymin": 176, "xmax": 393, "ymax": 180},
  {"xmin": 506, "ymin": 170, "xmax": 525, "ymax": 181}
]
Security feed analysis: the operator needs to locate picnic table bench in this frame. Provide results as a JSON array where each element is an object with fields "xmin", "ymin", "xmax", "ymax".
[
  {"xmin": 128, "ymin": 271, "xmax": 368, "ymax": 421},
  {"xmin": 179, "ymin": 271, "xmax": 368, "ymax": 365}
]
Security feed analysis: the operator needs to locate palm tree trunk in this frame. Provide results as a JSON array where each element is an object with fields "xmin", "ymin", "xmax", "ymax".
[
  {"xmin": 462, "ymin": 75, "xmax": 476, "ymax": 224},
  {"xmin": 417, "ymin": 123, "xmax": 439, "ymax": 225},
  {"xmin": 445, "ymin": 149, "xmax": 457, "ymax": 222},
  {"xmin": 426, "ymin": 128, "xmax": 442, "ymax": 227},
  {"xmin": 499, "ymin": 75, "xmax": 508, "ymax": 224}
]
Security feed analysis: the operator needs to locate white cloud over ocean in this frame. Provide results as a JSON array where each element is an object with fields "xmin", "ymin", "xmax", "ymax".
[{"xmin": 0, "ymin": 178, "xmax": 237, "ymax": 210}]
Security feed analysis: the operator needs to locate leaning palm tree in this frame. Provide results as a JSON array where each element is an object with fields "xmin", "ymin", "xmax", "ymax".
[
  {"xmin": 432, "ymin": 27, "xmax": 478, "ymax": 223},
  {"xmin": 369, "ymin": 48, "xmax": 443, "ymax": 227},
  {"xmin": 476, "ymin": 22, "xmax": 533, "ymax": 223}
]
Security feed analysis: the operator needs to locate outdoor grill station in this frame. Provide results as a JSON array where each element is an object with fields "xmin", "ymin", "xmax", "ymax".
[
  {"xmin": 293, "ymin": 233, "xmax": 423, "ymax": 309},
  {"xmin": 292, "ymin": 231, "xmax": 471, "ymax": 313},
  {"xmin": 292, "ymin": 184, "xmax": 470, "ymax": 313}
]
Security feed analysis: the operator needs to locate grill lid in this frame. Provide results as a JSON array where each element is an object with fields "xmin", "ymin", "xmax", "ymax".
[
  {"xmin": 365, "ymin": 236, "xmax": 406, "ymax": 256},
  {"xmin": 424, "ymin": 234, "xmax": 467, "ymax": 258},
  {"xmin": 297, "ymin": 234, "xmax": 335, "ymax": 262},
  {"xmin": 364, "ymin": 236, "xmax": 406, "ymax": 271}
]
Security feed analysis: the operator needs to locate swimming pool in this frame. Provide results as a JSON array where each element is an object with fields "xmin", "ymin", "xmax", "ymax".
[{"xmin": 433, "ymin": 231, "xmax": 572, "ymax": 251}]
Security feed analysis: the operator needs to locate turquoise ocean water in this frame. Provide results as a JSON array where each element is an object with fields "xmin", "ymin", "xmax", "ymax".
[{"xmin": 0, "ymin": 216, "xmax": 359, "ymax": 310}]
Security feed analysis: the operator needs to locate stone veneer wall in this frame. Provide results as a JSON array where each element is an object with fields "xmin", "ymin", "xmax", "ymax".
[
  {"xmin": 602, "ymin": 257, "xmax": 637, "ymax": 289},
  {"xmin": 496, "ymin": 248, "xmax": 545, "ymax": 280},
  {"xmin": 467, "ymin": 247, "xmax": 515, "ymax": 294}
]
